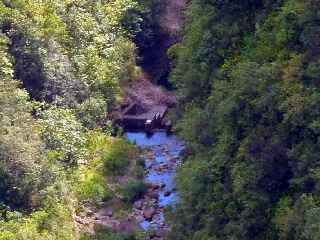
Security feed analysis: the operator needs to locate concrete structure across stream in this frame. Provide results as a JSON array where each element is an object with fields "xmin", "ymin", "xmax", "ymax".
[{"xmin": 120, "ymin": 104, "xmax": 169, "ymax": 130}]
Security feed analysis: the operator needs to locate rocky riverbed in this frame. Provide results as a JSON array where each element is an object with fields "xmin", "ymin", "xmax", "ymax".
[
  {"xmin": 126, "ymin": 131, "xmax": 185, "ymax": 237},
  {"xmin": 82, "ymin": 131, "xmax": 185, "ymax": 239}
]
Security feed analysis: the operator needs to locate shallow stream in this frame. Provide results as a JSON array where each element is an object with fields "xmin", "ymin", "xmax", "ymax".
[{"xmin": 126, "ymin": 131, "xmax": 184, "ymax": 230}]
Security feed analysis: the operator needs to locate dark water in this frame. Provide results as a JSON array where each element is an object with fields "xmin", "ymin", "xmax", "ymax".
[{"xmin": 126, "ymin": 131, "xmax": 184, "ymax": 230}]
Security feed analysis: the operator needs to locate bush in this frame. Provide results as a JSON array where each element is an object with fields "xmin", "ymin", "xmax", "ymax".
[
  {"xmin": 77, "ymin": 96, "xmax": 107, "ymax": 129},
  {"xmin": 121, "ymin": 180, "xmax": 147, "ymax": 203},
  {"xmin": 39, "ymin": 106, "xmax": 87, "ymax": 166},
  {"xmin": 0, "ymin": 197, "xmax": 76, "ymax": 240},
  {"xmin": 76, "ymin": 131, "xmax": 113, "ymax": 202},
  {"xmin": 81, "ymin": 227, "xmax": 138, "ymax": 240},
  {"xmin": 102, "ymin": 140, "xmax": 134, "ymax": 176},
  {"xmin": 76, "ymin": 167, "xmax": 113, "ymax": 203},
  {"xmin": 0, "ymin": 77, "xmax": 49, "ymax": 210}
]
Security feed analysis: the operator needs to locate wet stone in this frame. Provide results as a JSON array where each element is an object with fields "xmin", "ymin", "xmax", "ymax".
[
  {"xmin": 156, "ymin": 229, "xmax": 168, "ymax": 237},
  {"xmin": 106, "ymin": 209, "xmax": 113, "ymax": 217},
  {"xmin": 143, "ymin": 207, "xmax": 156, "ymax": 220},
  {"xmin": 134, "ymin": 200, "xmax": 143, "ymax": 210},
  {"xmin": 135, "ymin": 214, "xmax": 145, "ymax": 223},
  {"xmin": 164, "ymin": 191, "xmax": 171, "ymax": 197},
  {"xmin": 126, "ymin": 131, "xmax": 185, "ymax": 231}
]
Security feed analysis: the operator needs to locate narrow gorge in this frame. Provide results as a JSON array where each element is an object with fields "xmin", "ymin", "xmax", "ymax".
[{"xmin": 88, "ymin": 0, "xmax": 187, "ymax": 238}]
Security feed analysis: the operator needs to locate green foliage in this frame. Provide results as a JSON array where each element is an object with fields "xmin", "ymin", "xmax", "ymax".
[
  {"xmin": 0, "ymin": 168, "xmax": 76, "ymax": 239},
  {"xmin": 169, "ymin": 0, "xmax": 320, "ymax": 239},
  {"xmin": 1, "ymin": 0, "xmax": 139, "ymax": 107},
  {"xmin": 0, "ymin": 34, "xmax": 52, "ymax": 209},
  {"xmin": 0, "ymin": 196, "xmax": 76, "ymax": 240},
  {"xmin": 75, "ymin": 131, "xmax": 114, "ymax": 202},
  {"xmin": 102, "ymin": 139, "xmax": 135, "ymax": 176},
  {"xmin": 121, "ymin": 179, "xmax": 147, "ymax": 203},
  {"xmin": 75, "ymin": 131, "xmax": 141, "ymax": 204},
  {"xmin": 77, "ymin": 96, "xmax": 107, "ymax": 129},
  {"xmin": 76, "ymin": 167, "xmax": 112, "ymax": 203},
  {"xmin": 272, "ymin": 194, "xmax": 320, "ymax": 240},
  {"xmin": 81, "ymin": 227, "xmax": 138, "ymax": 240},
  {"xmin": 0, "ymin": 0, "xmax": 144, "ymax": 238},
  {"xmin": 39, "ymin": 106, "xmax": 87, "ymax": 166}
]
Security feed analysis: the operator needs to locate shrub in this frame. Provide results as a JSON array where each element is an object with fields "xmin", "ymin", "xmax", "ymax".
[
  {"xmin": 77, "ymin": 96, "xmax": 107, "ymax": 129},
  {"xmin": 102, "ymin": 140, "xmax": 134, "ymax": 176},
  {"xmin": 76, "ymin": 167, "xmax": 113, "ymax": 202},
  {"xmin": 81, "ymin": 229, "xmax": 137, "ymax": 240},
  {"xmin": 39, "ymin": 106, "xmax": 87, "ymax": 166},
  {"xmin": 121, "ymin": 180, "xmax": 147, "ymax": 203},
  {"xmin": 0, "ymin": 198, "xmax": 76, "ymax": 240},
  {"xmin": 76, "ymin": 131, "xmax": 114, "ymax": 202},
  {"xmin": 0, "ymin": 78, "xmax": 48, "ymax": 209}
]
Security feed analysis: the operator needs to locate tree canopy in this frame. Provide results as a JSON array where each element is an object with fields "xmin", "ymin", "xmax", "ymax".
[
  {"xmin": 0, "ymin": 0, "xmax": 145, "ymax": 239},
  {"xmin": 169, "ymin": 0, "xmax": 320, "ymax": 239}
]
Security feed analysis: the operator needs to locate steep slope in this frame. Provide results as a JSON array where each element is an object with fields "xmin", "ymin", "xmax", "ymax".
[{"xmin": 169, "ymin": 0, "xmax": 320, "ymax": 239}]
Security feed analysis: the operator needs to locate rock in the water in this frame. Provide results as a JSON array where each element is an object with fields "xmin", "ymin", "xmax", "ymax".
[
  {"xmin": 133, "ymin": 200, "xmax": 143, "ymax": 210},
  {"xmin": 160, "ymin": 163, "xmax": 168, "ymax": 170},
  {"xmin": 164, "ymin": 191, "xmax": 171, "ymax": 197},
  {"xmin": 143, "ymin": 207, "xmax": 156, "ymax": 220},
  {"xmin": 150, "ymin": 183, "xmax": 160, "ymax": 190},
  {"xmin": 135, "ymin": 214, "xmax": 145, "ymax": 223},
  {"xmin": 147, "ymin": 191, "xmax": 159, "ymax": 199},
  {"xmin": 146, "ymin": 182, "xmax": 156, "ymax": 188}
]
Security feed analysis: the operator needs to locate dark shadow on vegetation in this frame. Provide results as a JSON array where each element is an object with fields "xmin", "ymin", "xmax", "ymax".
[
  {"xmin": 122, "ymin": 1, "xmax": 177, "ymax": 88},
  {"xmin": 2, "ymin": 22, "xmax": 45, "ymax": 100}
]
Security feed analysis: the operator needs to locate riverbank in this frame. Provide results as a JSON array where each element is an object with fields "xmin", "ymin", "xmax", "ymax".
[
  {"xmin": 78, "ymin": 131, "xmax": 184, "ymax": 239},
  {"xmin": 80, "ymin": 0, "xmax": 188, "ymax": 237},
  {"xmin": 126, "ymin": 131, "xmax": 184, "ymax": 234}
]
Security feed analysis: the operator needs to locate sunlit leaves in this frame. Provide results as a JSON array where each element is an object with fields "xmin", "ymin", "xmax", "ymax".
[
  {"xmin": 39, "ymin": 106, "xmax": 87, "ymax": 166},
  {"xmin": 0, "ymin": 0, "xmax": 142, "ymax": 238},
  {"xmin": 2, "ymin": 0, "xmax": 139, "ymax": 107}
]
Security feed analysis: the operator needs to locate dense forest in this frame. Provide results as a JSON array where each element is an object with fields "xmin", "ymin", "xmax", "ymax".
[
  {"xmin": 169, "ymin": 0, "xmax": 320, "ymax": 239},
  {"xmin": 0, "ymin": 0, "xmax": 155, "ymax": 239},
  {"xmin": 2, "ymin": 0, "xmax": 320, "ymax": 239}
]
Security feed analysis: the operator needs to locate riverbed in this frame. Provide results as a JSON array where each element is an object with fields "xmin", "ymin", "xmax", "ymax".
[{"xmin": 126, "ymin": 131, "xmax": 185, "ymax": 231}]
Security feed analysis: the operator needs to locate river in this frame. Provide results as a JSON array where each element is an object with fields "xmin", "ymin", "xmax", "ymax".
[{"xmin": 126, "ymin": 131, "xmax": 185, "ymax": 232}]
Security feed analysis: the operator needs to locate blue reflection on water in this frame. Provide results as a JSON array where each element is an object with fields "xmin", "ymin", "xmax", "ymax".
[{"xmin": 126, "ymin": 131, "xmax": 184, "ymax": 230}]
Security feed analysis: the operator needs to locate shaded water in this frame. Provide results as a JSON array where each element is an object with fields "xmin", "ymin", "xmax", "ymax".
[{"xmin": 126, "ymin": 131, "xmax": 184, "ymax": 230}]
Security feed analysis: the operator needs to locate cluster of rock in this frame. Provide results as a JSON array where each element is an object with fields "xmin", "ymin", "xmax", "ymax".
[
  {"xmin": 138, "ymin": 146, "xmax": 179, "ymax": 237},
  {"xmin": 77, "ymin": 133, "xmax": 184, "ymax": 239}
]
